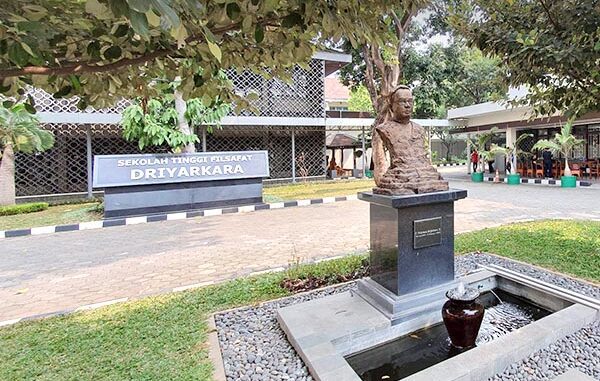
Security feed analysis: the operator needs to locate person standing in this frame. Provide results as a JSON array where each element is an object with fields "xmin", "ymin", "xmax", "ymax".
[
  {"xmin": 542, "ymin": 148, "xmax": 553, "ymax": 178},
  {"xmin": 471, "ymin": 149, "xmax": 479, "ymax": 172}
]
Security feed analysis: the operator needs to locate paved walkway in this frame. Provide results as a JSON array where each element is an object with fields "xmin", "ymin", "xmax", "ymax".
[{"xmin": 1, "ymin": 180, "xmax": 599, "ymax": 322}]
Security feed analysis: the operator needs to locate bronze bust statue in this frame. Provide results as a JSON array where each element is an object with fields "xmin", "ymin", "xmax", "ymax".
[{"xmin": 372, "ymin": 85, "xmax": 448, "ymax": 195}]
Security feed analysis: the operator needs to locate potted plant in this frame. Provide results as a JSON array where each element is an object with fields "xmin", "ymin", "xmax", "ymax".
[
  {"xmin": 532, "ymin": 121, "xmax": 584, "ymax": 188},
  {"xmin": 467, "ymin": 128, "xmax": 498, "ymax": 182}
]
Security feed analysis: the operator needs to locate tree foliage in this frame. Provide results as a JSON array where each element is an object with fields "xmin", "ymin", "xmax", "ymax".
[
  {"xmin": 0, "ymin": 0, "xmax": 393, "ymax": 110},
  {"xmin": 0, "ymin": 102, "xmax": 54, "ymax": 205},
  {"xmin": 449, "ymin": 0, "xmax": 600, "ymax": 118},
  {"xmin": 341, "ymin": 39, "xmax": 507, "ymax": 118},
  {"xmin": 336, "ymin": 3, "xmax": 428, "ymax": 119},
  {"xmin": 347, "ymin": 86, "xmax": 374, "ymax": 113},
  {"xmin": 122, "ymin": 97, "xmax": 229, "ymax": 152},
  {"xmin": 432, "ymin": 126, "xmax": 458, "ymax": 161},
  {"xmin": 0, "ymin": 103, "xmax": 53, "ymax": 154}
]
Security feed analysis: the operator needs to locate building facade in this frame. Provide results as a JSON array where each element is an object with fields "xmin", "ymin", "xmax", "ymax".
[
  {"xmin": 15, "ymin": 53, "xmax": 351, "ymax": 199},
  {"xmin": 448, "ymin": 92, "xmax": 600, "ymax": 173}
]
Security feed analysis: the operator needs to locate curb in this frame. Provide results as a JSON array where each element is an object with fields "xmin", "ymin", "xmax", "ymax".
[
  {"xmin": 0, "ymin": 194, "xmax": 359, "ymax": 239},
  {"xmin": 436, "ymin": 163, "xmax": 467, "ymax": 167},
  {"xmin": 483, "ymin": 176, "xmax": 592, "ymax": 187}
]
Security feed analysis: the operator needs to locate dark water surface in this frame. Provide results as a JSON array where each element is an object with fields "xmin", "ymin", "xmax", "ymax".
[{"xmin": 346, "ymin": 289, "xmax": 552, "ymax": 381}]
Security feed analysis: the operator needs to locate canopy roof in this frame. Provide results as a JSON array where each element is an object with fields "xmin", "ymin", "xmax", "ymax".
[{"xmin": 326, "ymin": 133, "xmax": 361, "ymax": 148}]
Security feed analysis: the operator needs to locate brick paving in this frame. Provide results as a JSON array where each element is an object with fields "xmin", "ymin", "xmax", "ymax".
[{"xmin": 1, "ymin": 180, "xmax": 599, "ymax": 322}]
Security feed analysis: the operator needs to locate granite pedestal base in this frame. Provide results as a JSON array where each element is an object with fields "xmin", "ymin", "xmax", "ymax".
[
  {"xmin": 357, "ymin": 189, "xmax": 467, "ymax": 323},
  {"xmin": 357, "ymin": 278, "xmax": 457, "ymax": 325}
]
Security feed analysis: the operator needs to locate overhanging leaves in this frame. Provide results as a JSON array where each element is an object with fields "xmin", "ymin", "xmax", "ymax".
[{"xmin": 0, "ymin": 0, "xmax": 392, "ymax": 109}]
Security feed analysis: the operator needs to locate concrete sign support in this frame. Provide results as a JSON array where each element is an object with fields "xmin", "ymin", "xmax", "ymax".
[
  {"xmin": 93, "ymin": 151, "xmax": 270, "ymax": 218},
  {"xmin": 201, "ymin": 127, "xmax": 207, "ymax": 152},
  {"xmin": 291, "ymin": 127, "xmax": 296, "ymax": 182},
  {"xmin": 86, "ymin": 125, "xmax": 93, "ymax": 199}
]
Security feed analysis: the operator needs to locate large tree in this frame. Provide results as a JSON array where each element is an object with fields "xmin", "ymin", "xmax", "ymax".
[
  {"xmin": 0, "ymin": 0, "xmax": 392, "ymax": 110},
  {"xmin": 0, "ymin": 103, "xmax": 54, "ymax": 205},
  {"xmin": 405, "ymin": 42, "xmax": 506, "ymax": 118},
  {"xmin": 340, "ymin": 37, "xmax": 507, "ymax": 119},
  {"xmin": 449, "ymin": 0, "xmax": 600, "ymax": 118},
  {"xmin": 337, "ymin": 2, "xmax": 430, "ymax": 182}
]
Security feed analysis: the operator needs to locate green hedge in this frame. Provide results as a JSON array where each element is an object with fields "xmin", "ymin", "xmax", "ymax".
[{"xmin": 0, "ymin": 202, "xmax": 49, "ymax": 216}]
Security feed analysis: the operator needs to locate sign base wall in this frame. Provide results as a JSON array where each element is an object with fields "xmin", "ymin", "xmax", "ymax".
[{"xmin": 104, "ymin": 177, "xmax": 262, "ymax": 218}]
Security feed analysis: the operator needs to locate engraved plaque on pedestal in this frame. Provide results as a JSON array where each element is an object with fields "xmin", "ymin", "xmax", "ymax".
[{"xmin": 414, "ymin": 217, "xmax": 442, "ymax": 249}]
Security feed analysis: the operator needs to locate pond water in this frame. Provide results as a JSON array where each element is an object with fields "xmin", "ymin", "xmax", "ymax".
[{"xmin": 346, "ymin": 289, "xmax": 552, "ymax": 381}]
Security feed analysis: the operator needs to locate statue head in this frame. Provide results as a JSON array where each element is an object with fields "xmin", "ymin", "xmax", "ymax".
[{"xmin": 389, "ymin": 85, "xmax": 413, "ymax": 122}]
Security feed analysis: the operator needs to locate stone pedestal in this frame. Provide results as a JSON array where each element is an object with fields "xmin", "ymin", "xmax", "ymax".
[{"xmin": 357, "ymin": 189, "xmax": 467, "ymax": 324}]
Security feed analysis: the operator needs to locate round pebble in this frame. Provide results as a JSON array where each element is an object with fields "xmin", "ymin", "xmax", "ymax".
[{"xmin": 215, "ymin": 253, "xmax": 600, "ymax": 381}]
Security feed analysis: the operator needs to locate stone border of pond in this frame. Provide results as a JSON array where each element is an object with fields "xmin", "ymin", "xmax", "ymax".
[{"xmin": 213, "ymin": 253, "xmax": 600, "ymax": 381}]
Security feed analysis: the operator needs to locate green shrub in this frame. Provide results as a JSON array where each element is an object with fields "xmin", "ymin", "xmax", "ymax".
[{"xmin": 0, "ymin": 202, "xmax": 49, "ymax": 216}]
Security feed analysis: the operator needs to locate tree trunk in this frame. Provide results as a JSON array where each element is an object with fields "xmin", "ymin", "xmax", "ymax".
[
  {"xmin": 564, "ymin": 157, "xmax": 571, "ymax": 176},
  {"xmin": 361, "ymin": 6, "xmax": 422, "ymax": 186},
  {"xmin": 174, "ymin": 89, "xmax": 196, "ymax": 153},
  {"xmin": 0, "ymin": 143, "xmax": 16, "ymax": 206}
]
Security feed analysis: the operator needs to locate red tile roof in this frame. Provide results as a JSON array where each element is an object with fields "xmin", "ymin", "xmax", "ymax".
[{"xmin": 325, "ymin": 78, "xmax": 350, "ymax": 100}]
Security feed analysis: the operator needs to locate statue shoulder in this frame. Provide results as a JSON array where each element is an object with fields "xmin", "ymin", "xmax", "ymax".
[
  {"xmin": 375, "ymin": 120, "xmax": 398, "ymax": 132},
  {"xmin": 411, "ymin": 120, "xmax": 424, "ymax": 131},
  {"xmin": 411, "ymin": 121, "xmax": 426, "ymax": 137}
]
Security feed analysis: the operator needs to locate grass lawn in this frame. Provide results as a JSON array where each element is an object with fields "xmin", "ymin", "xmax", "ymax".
[
  {"xmin": 456, "ymin": 220, "xmax": 600, "ymax": 282},
  {"xmin": 0, "ymin": 256, "xmax": 364, "ymax": 381},
  {"xmin": 0, "ymin": 220, "xmax": 597, "ymax": 380},
  {"xmin": 0, "ymin": 203, "xmax": 102, "ymax": 231},
  {"xmin": 263, "ymin": 179, "xmax": 374, "ymax": 202},
  {"xmin": 1, "ymin": 180, "xmax": 374, "ymax": 230}
]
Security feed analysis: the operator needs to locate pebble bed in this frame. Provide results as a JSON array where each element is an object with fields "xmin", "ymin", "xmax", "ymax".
[{"xmin": 215, "ymin": 253, "xmax": 599, "ymax": 381}]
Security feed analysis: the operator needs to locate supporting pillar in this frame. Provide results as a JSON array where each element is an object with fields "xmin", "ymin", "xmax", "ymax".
[
  {"xmin": 361, "ymin": 125, "xmax": 367, "ymax": 175},
  {"xmin": 506, "ymin": 127, "xmax": 517, "ymax": 173},
  {"xmin": 85, "ymin": 125, "xmax": 93, "ymax": 199},
  {"xmin": 584, "ymin": 125, "xmax": 589, "ymax": 160},
  {"xmin": 291, "ymin": 127, "xmax": 296, "ymax": 182},
  {"xmin": 202, "ymin": 126, "xmax": 207, "ymax": 152},
  {"xmin": 466, "ymin": 139, "xmax": 471, "ymax": 174},
  {"xmin": 506, "ymin": 127, "xmax": 517, "ymax": 148}
]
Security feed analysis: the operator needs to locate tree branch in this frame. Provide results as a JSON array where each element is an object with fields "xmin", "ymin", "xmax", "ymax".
[
  {"xmin": 537, "ymin": 0, "xmax": 561, "ymax": 32},
  {"xmin": 362, "ymin": 45, "xmax": 379, "ymax": 109},
  {"xmin": 0, "ymin": 49, "xmax": 171, "ymax": 78},
  {"xmin": 370, "ymin": 44, "xmax": 386, "ymax": 80},
  {"xmin": 0, "ymin": 18, "xmax": 276, "ymax": 80},
  {"xmin": 455, "ymin": 82, "xmax": 479, "ymax": 102}
]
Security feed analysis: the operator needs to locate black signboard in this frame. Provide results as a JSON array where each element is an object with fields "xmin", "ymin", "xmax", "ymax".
[{"xmin": 414, "ymin": 217, "xmax": 442, "ymax": 249}]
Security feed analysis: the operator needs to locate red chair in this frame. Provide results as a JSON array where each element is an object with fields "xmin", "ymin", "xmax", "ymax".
[
  {"xmin": 590, "ymin": 160, "xmax": 600, "ymax": 179},
  {"xmin": 552, "ymin": 160, "xmax": 561, "ymax": 179},
  {"xmin": 516, "ymin": 162, "xmax": 524, "ymax": 176},
  {"xmin": 570, "ymin": 163, "xmax": 582, "ymax": 178},
  {"xmin": 524, "ymin": 161, "xmax": 534, "ymax": 178},
  {"xmin": 534, "ymin": 162, "xmax": 544, "ymax": 178}
]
